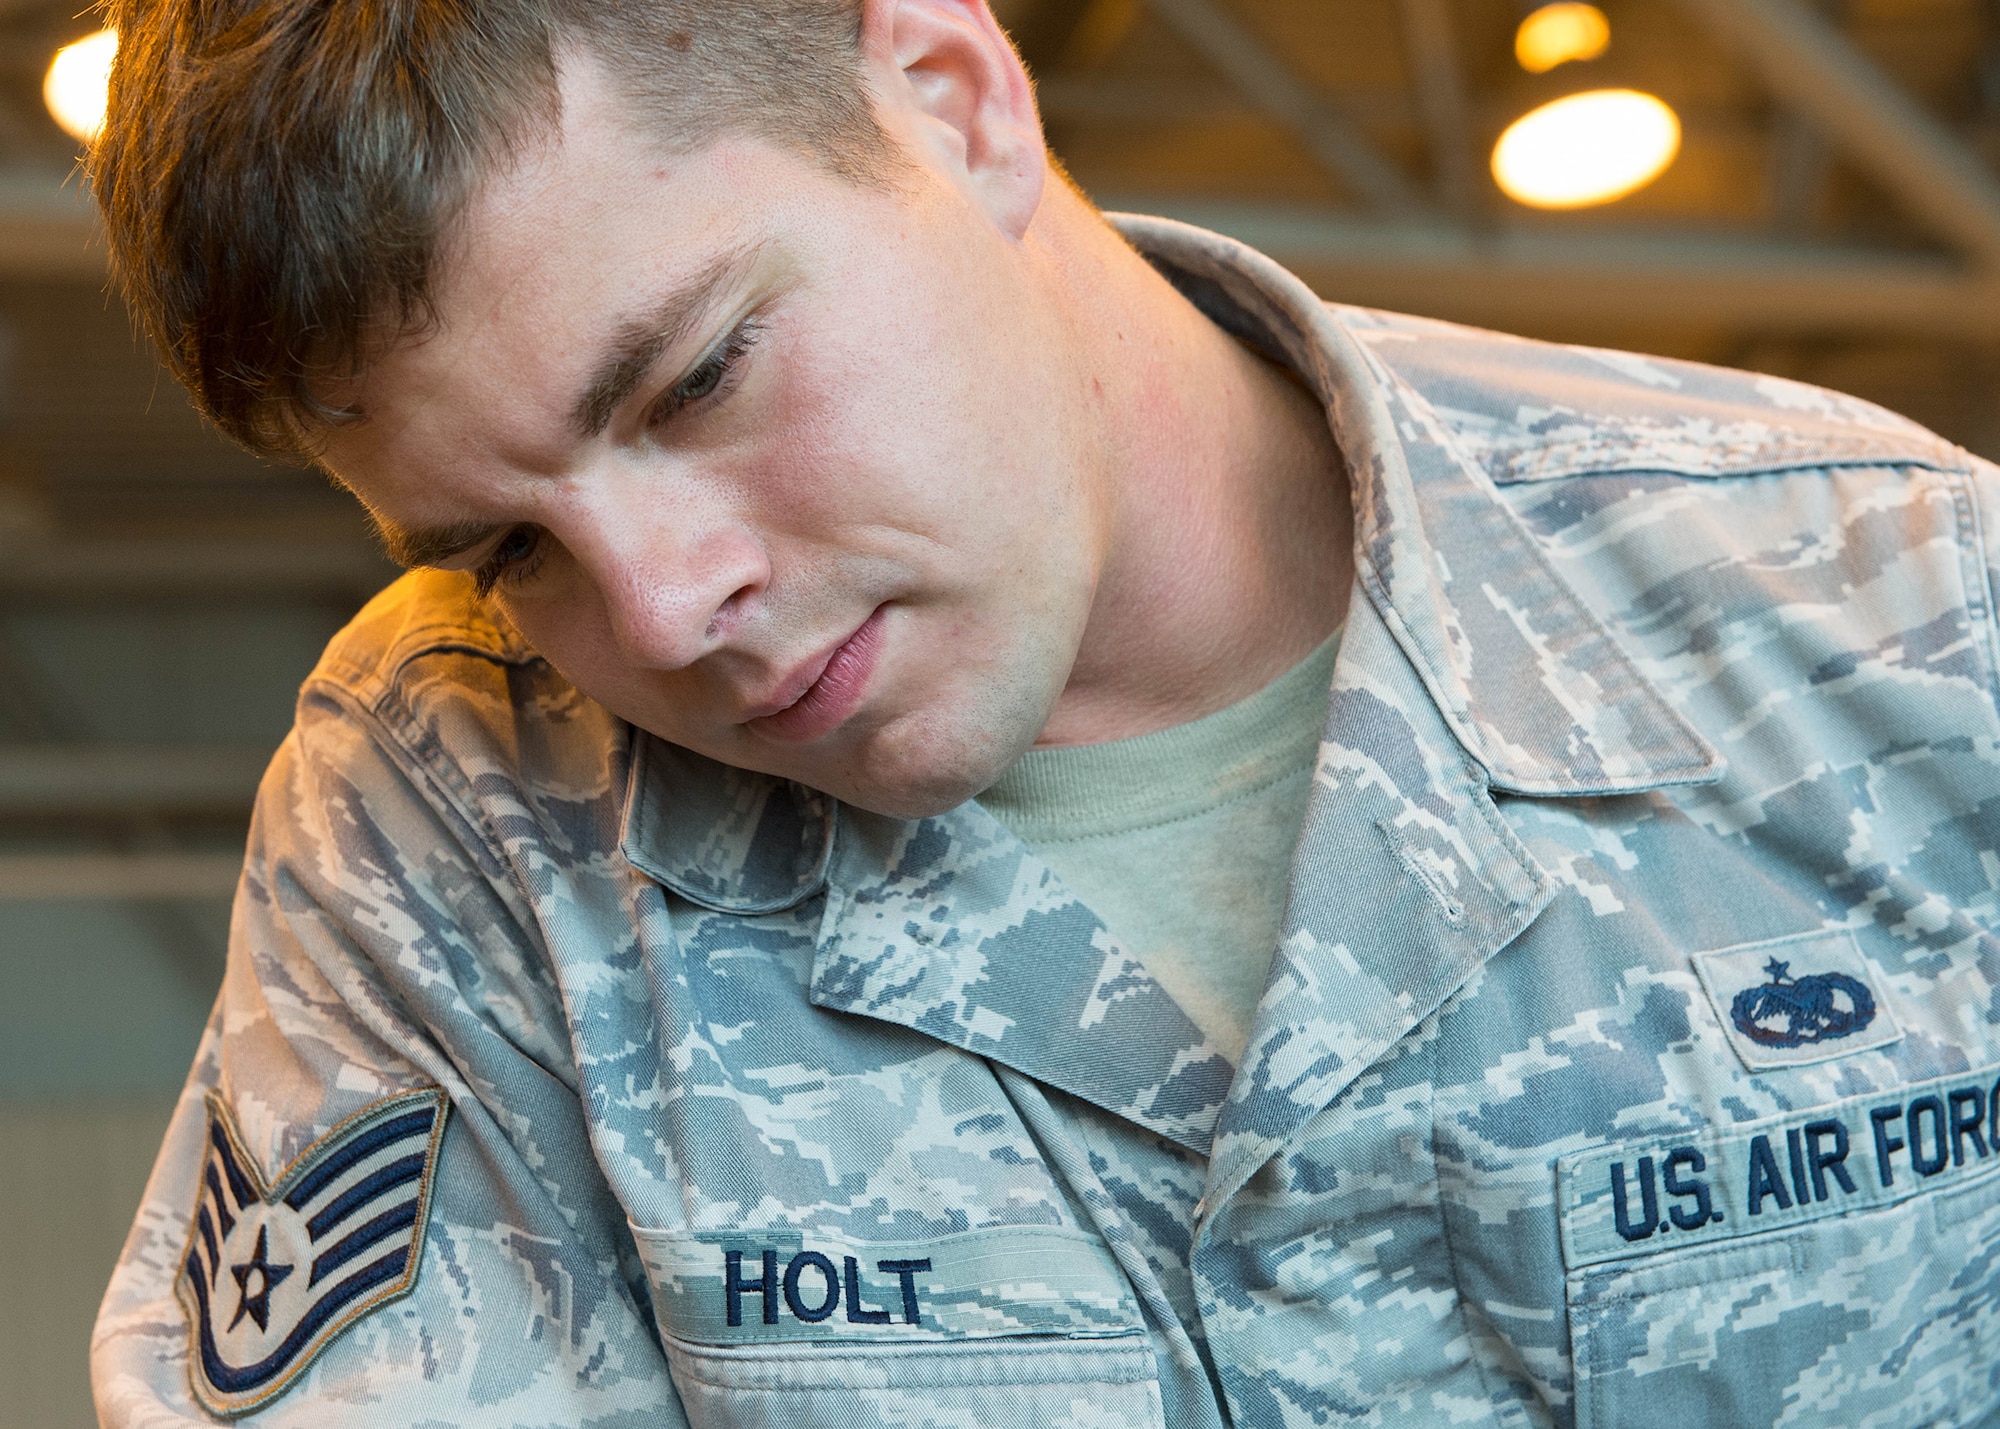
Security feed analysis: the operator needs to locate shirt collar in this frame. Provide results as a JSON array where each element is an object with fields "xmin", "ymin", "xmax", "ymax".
[
  {"xmin": 1113, "ymin": 212, "xmax": 1723, "ymax": 798},
  {"xmin": 620, "ymin": 733, "xmax": 833, "ymax": 914}
]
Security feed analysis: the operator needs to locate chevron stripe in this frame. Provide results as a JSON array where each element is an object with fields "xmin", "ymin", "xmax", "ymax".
[{"xmin": 176, "ymin": 1087, "xmax": 449, "ymax": 1418}]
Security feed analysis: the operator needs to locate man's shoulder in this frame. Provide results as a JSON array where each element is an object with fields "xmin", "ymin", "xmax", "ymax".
[
  {"xmin": 308, "ymin": 568, "xmax": 541, "ymax": 709},
  {"xmin": 1336, "ymin": 304, "xmax": 1971, "ymax": 487},
  {"xmin": 296, "ymin": 569, "xmax": 622, "ymax": 800}
]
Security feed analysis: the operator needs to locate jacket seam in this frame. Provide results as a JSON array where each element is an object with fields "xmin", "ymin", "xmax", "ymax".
[
  {"xmin": 1482, "ymin": 447, "xmax": 1971, "ymax": 487},
  {"xmin": 318, "ymin": 631, "xmax": 545, "ymax": 695},
  {"xmin": 1948, "ymin": 466, "xmax": 2000, "ymax": 720},
  {"xmin": 1428, "ymin": 1056, "xmax": 1510, "ymax": 1421},
  {"xmin": 1330, "ymin": 298, "xmax": 1972, "ymax": 485}
]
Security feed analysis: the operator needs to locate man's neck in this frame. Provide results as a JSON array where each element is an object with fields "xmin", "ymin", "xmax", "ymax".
[{"xmin": 1030, "ymin": 191, "xmax": 1353, "ymax": 749}]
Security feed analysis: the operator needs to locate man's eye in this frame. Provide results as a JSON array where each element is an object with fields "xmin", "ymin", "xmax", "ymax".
[
  {"xmin": 472, "ymin": 526, "xmax": 545, "ymax": 597},
  {"xmin": 492, "ymin": 527, "xmax": 539, "ymax": 564},
  {"xmin": 650, "ymin": 318, "xmax": 761, "ymax": 429},
  {"xmin": 674, "ymin": 351, "xmax": 727, "ymax": 404}
]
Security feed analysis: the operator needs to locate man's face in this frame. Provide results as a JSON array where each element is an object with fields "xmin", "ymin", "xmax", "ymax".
[{"xmin": 322, "ymin": 56, "xmax": 1105, "ymax": 817}]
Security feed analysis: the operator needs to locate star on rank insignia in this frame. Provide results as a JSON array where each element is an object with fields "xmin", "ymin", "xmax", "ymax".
[{"xmin": 174, "ymin": 1087, "xmax": 449, "ymax": 1417}]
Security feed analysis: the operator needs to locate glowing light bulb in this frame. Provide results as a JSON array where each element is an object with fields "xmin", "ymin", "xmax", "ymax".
[
  {"xmin": 1514, "ymin": 3, "xmax": 1611, "ymax": 74},
  {"xmin": 1491, "ymin": 88, "xmax": 1680, "ymax": 209},
  {"xmin": 45, "ymin": 28, "xmax": 117, "ymax": 144}
]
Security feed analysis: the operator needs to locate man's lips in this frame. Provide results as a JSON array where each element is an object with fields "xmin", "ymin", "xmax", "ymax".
[{"xmin": 745, "ymin": 606, "xmax": 888, "ymax": 743}]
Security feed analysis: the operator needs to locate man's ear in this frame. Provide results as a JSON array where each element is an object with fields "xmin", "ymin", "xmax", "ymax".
[{"xmin": 859, "ymin": 0, "xmax": 1047, "ymax": 238}]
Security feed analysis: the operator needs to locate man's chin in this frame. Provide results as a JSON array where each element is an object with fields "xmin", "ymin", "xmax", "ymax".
[
  {"xmin": 822, "ymin": 765, "xmax": 996, "ymax": 822},
  {"xmin": 818, "ymin": 717, "xmax": 1035, "ymax": 821}
]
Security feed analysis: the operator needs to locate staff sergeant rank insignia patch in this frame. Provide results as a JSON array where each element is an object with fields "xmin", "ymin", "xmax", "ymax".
[{"xmin": 174, "ymin": 1087, "xmax": 448, "ymax": 1417}]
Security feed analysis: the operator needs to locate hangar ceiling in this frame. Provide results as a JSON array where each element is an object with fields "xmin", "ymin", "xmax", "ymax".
[
  {"xmin": 0, "ymin": 0, "xmax": 1994, "ymax": 896},
  {"xmin": 1013, "ymin": 0, "xmax": 2000, "ymax": 447}
]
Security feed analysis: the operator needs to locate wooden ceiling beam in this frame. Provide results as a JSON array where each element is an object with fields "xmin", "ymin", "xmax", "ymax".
[
  {"xmin": 1144, "ymin": 0, "xmax": 1428, "ymax": 214},
  {"xmin": 0, "ymin": 851, "xmax": 243, "ymax": 899},
  {"xmin": 0, "ymin": 744, "xmax": 267, "ymax": 815},
  {"xmin": 1392, "ymin": 0, "xmax": 1479, "ymax": 218},
  {"xmin": 0, "ymin": 537, "xmax": 395, "ymax": 597}
]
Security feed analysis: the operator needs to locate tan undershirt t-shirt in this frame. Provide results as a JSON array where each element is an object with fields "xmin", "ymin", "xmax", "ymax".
[{"xmin": 980, "ymin": 632, "xmax": 1339, "ymax": 1063}]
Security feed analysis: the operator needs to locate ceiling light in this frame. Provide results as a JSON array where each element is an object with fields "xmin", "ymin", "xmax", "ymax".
[
  {"xmin": 45, "ymin": 28, "xmax": 116, "ymax": 145},
  {"xmin": 1514, "ymin": 3, "xmax": 1611, "ymax": 74},
  {"xmin": 1491, "ymin": 88, "xmax": 1680, "ymax": 209}
]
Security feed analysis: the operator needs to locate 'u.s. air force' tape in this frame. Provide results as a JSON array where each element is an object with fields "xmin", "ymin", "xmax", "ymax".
[
  {"xmin": 627, "ymin": 1222, "xmax": 1146, "ymax": 1345},
  {"xmin": 174, "ymin": 1087, "xmax": 448, "ymax": 1417},
  {"xmin": 1558, "ymin": 1065, "xmax": 2000, "ymax": 1269}
]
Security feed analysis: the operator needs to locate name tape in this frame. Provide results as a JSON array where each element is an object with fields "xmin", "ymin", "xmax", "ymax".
[
  {"xmin": 1560, "ymin": 1065, "xmax": 2000, "ymax": 1268},
  {"xmin": 627, "ymin": 1222, "xmax": 1145, "ymax": 1345}
]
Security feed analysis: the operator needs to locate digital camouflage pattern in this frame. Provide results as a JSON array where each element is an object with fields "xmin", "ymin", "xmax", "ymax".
[{"xmin": 91, "ymin": 216, "xmax": 2000, "ymax": 1427}]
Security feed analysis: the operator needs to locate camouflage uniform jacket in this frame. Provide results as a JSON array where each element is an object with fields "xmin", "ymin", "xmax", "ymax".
[{"xmin": 93, "ymin": 215, "xmax": 2000, "ymax": 1429}]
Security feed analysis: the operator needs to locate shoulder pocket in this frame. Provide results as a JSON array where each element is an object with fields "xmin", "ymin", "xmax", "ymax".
[{"xmin": 628, "ymin": 1222, "xmax": 1164, "ymax": 1429}]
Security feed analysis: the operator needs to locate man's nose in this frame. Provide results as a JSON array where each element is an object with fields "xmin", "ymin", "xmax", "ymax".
[{"xmin": 588, "ymin": 517, "xmax": 770, "ymax": 672}]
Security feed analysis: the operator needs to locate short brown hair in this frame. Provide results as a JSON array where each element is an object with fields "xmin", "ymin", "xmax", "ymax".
[{"xmin": 90, "ymin": 0, "xmax": 896, "ymax": 461}]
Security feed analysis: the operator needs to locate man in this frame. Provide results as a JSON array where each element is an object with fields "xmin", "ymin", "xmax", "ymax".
[{"xmin": 86, "ymin": 0, "xmax": 2000, "ymax": 1424}]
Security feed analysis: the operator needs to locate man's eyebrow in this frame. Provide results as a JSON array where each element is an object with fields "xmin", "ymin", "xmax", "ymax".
[
  {"xmin": 570, "ymin": 243, "xmax": 762, "ymax": 439},
  {"xmin": 373, "ymin": 517, "xmax": 504, "ymax": 570}
]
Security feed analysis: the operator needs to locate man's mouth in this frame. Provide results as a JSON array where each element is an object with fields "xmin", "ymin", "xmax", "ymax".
[{"xmin": 746, "ymin": 605, "xmax": 889, "ymax": 743}]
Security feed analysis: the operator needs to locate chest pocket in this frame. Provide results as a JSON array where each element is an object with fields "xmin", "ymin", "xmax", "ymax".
[
  {"xmin": 628, "ymin": 1222, "xmax": 1165, "ymax": 1429},
  {"xmin": 1559, "ymin": 1067, "xmax": 2000, "ymax": 1429}
]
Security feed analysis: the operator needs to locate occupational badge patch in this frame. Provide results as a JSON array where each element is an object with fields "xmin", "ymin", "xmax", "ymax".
[
  {"xmin": 1692, "ymin": 931, "xmax": 1902, "ymax": 1070},
  {"xmin": 174, "ymin": 1086, "xmax": 448, "ymax": 1417}
]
